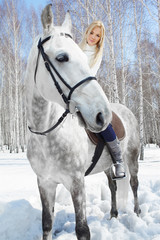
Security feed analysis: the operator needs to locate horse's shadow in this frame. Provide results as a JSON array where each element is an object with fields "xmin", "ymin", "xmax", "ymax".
[
  {"xmin": 53, "ymin": 210, "xmax": 104, "ymax": 239},
  {"xmin": 53, "ymin": 208, "xmax": 112, "ymax": 239},
  {"xmin": 53, "ymin": 210, "xmax": 75, "ymax": 237}
]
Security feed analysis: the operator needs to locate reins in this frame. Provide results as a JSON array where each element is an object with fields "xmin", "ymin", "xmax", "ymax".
[
  {"xmin": 28, "ymin": 109, "xmax": 70, "ymax": 136},
  {"xmin": 28, "ymin": 33, "xmax": 96, "ymax": 136}
]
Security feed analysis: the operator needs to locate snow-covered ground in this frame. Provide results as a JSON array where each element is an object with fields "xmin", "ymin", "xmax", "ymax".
[{"xmin": 0, "ymin": 145, "xmax": 160, "ymax": 240}]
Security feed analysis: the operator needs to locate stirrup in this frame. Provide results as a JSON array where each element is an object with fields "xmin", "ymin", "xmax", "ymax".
[{"xmin": 110, "ymin": 163, "xmax": 126, "ymax": 181}]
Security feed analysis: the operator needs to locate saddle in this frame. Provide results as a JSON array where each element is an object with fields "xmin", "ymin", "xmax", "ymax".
[{"xmin": 86, "ymin": 111, "xmax": 125, "ymax": 145}]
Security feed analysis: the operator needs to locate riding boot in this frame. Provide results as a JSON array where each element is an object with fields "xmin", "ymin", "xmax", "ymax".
[{"xmin": 106, "ymin": 138, "xmax": 125, "ymax": 179}]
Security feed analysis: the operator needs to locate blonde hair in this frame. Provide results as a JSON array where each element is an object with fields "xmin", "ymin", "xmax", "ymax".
[{"xmin": 79, "ymin": 21, "xmax": 105, "ymax": 67}]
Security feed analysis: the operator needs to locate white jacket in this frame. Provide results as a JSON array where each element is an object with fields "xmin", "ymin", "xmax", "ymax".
[{"xmin": 83, "ymin": 44, "xmax": 102, "ymax": 76}]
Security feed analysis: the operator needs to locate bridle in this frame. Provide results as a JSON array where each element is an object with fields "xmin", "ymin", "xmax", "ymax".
[{"xmin": 28, "ymin": 33, "xmax": 96, "ymax": 136}]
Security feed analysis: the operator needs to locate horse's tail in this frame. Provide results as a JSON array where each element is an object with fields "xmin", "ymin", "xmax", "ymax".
[{"xmin": 117, "ymin": 163, "xmax": 130, "ymax": 211}]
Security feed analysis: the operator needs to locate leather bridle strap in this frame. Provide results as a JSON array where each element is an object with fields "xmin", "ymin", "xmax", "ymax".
[
  {"xmin": 67, "ymin": 76, "xmax": 96, "ymax": 101},
  {"xmin": 28, "ymin": 109, "xmax": 70, "ymax": 136},
  {"xmin": 36, "ymin": 37, "xmax": 69, "ymax": 104},
  {"xmin": 36, "ymin": 37, "xmax": 97, "ymax": 104}
]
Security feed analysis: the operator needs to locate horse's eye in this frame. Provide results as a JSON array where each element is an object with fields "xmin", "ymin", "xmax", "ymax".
[{"xmin": 56, "ymin": 53, "xmax": 69, "ymax": 62}]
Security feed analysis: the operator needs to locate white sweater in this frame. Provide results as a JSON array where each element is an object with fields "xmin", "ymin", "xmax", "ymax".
[{"xmin": 83, "ymin": 44, "xmax": 102, "ymax": 76}]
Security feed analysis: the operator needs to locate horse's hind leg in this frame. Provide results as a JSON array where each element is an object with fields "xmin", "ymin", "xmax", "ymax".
[
  {"xmin": 38, "ymin": 178, "xmax": 57, "ymax": 240},
  {"xmin": 104, "ymin": 170, "xmax": 118, "ymax": 218},
  {"xmin": 130, "ymin": 174, "xmax": 141, "ymax": 216},
  {"xmin": 70, "ymin": 177, "xmax": 90, "ymax": 240},
  {"xmin": 128, "ymin": 150, "xmax": 141, "ymax": 216}
]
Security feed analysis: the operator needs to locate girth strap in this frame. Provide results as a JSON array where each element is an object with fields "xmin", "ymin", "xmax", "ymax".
[{"xmin": 85, "ymin": 136, "xmax": 105, "ymax": 176}]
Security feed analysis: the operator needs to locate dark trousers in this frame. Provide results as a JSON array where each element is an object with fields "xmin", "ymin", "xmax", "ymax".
[{"xmin": 99, "ymin": 123, "xmax": 116, "ymax": 142}]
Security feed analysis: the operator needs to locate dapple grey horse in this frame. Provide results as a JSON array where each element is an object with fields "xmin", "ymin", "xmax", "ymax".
[{"xmin": 25, "ymin": 4, "xmax": 141, "ymax": 240}]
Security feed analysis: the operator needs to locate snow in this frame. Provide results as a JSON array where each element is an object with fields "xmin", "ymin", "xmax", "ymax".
[{"xmin": 0, "ymin": 145, "xmax": 160, "ymax": 240}]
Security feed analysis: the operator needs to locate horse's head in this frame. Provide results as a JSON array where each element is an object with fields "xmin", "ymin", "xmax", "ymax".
[{"xmin": 26, "ymin": 4, "xmax": 112, "ymax": 133}]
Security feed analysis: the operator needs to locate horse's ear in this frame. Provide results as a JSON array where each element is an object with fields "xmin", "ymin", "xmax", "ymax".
[
  {"xmin": 41, "ymin": 4, "xmax": 54, "ymax": 34},
  {"xmin": 62, "ymin": 11, "xmax": 72, "ymax": 33}
]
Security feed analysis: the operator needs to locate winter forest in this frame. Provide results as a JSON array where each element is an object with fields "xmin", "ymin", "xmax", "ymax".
[{"xmin": 0, "ymin": 0, "xmax": 159, "ymax": 157}]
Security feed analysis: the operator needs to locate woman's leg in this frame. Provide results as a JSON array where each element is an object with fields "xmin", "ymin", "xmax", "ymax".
[
  {"xmin": 99, "ymin": 124, "xmax": 125, "ymax": 179},
  {"xmin": 100, "ymin": 123, "xmax": 116, "ymax": 142}
]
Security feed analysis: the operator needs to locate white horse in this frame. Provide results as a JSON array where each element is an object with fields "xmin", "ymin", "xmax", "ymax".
[{"xmin": 25, "ymin": 4, "xmax": 141, "ymax": 240}]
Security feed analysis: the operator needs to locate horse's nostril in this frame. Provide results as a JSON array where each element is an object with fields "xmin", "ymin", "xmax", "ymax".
[{"xmin": 96, "ymin": 112, "xmax": 104, "ymax": 126}]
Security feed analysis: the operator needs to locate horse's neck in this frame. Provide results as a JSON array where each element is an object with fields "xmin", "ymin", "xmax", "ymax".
[
  {"xmin": 28, "ymin": 89, "xmax": 63, "ymax": 131},
  {"xmin": 27, "ymin": 87, "xmax": 87, "ymax": 140}
]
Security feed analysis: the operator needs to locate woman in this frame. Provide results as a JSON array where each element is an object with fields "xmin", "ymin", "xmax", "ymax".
[{"xmin": 79, "ymin": 21, "xmax": 125, "ymax": 179}]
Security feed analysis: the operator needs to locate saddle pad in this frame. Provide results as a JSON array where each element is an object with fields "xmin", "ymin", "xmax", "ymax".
[{"xmin": 86, "ymin": 111, "xmax": 125, "ymax": 145}]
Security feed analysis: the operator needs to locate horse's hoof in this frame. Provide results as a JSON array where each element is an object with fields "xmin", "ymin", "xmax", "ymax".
[
  {"xmin": 110, "ymin": 209, "xmax": 118, "ymax": 218},
  {"xmin": 135, "ymin": 207, "xmax": 141, "ymax": 216}
]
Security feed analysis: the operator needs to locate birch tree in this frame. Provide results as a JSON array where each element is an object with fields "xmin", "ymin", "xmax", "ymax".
[
  {"xmin": 0, "ymin": 0, "xmax": 27, "ymax": 152},
  {"xmin": 118, "ymin": 0, "xmax": 126, "ymax": 105},
  {"xmin": 0, "ymin": 39, "xmax": 4, "ymax": 150},
  {"xmin": 12, "ymin": 1, "xmax": 20, "ymax": 153},
  {"xmin": 157, "ymin": 0, "xmax": 160, "ymax": 145},
  {"xmin": 1, "ymin": 4, "xmax": 15, "ymax": 152},
  {"xmin": 133, "ymin": 0, "xmax": 144, "ymax": 159},
  {"xmin": 105, "ymin": 0, "xmax": 119, "ymax": 103}
]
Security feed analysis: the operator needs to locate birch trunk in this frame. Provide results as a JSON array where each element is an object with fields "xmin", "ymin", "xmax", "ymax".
[
  {"xmin": 157, "ymin": 0, "xmax": 160, "ymax": 146},
  {"xmin": 106, "ymin": 0, "xmax": 119, "ymax": 103},
  {"xmin": 133, "ymin": 0, "xmax": 144, "ymax": 159},
  {"xmin": 144, "ymin": 41, "xmax": 157, "ymax": 144},
  {"xmin": 0, "ymin": 43, "xmax": 4, "ymax": 151},
  {"xmin": 119, "ymin": 0, "xmax": 125, "ymax": 105},
  {"xmin": 8, "ymin": 47, "xmax": 14, "ymax": 153},
  {"xmin": 19, "ymin": 85, "xmax": 25, "ymax": 152},
  {"xmin": 12, "ymin": 3, "xmax": 20, "ymax": 153},
  {"xmin": 5, "ymin": 4, "xmax": 14, "ymax": 152},
  {"xmin": 86, "ymin": 0, "xmax": 90, "ymax": 25}
]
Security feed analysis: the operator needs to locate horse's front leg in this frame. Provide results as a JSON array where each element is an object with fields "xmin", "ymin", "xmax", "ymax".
[
  {"xmin": 38, "ymin": 177, "xmax": 57, "ymax": 240},
  {"xmin": 70, "ymin": 176, "xmax": 90, "ymax": 240}
]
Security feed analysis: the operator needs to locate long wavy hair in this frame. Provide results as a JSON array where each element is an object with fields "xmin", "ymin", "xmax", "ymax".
[{"xmin": 79, "ymin": 21, "xmax": 105, "ymax": 68}]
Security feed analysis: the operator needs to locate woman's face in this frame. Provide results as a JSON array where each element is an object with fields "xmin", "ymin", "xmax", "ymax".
[{"xmin": 87, "ymin": 26, "xmax": 101, "ymax": 46}]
